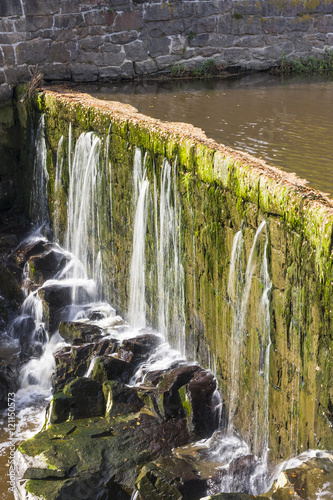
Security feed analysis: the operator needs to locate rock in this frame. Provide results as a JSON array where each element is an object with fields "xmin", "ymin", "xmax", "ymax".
[
  {"xmin": 117, "ymin": 331, "xmax": 163, "ymax": 369},
  {"xmin": 187, "ymin": 369, "xmax": 220, "ymax": 438},
  {"xmin": 27, "ymin": 249, "xmax": 69, "ymax": 285},
  {"xmin": 47, "ymin": 377, "xmax": 105, "ymax": 423},
  {"xmin": 10, "ymin": 315, "xmax": 46, "ymax": 360},
  {"xmin": 103, "ymin": 380, "xmax": 144, "ymax": 418},
  {"xmin": 0, "ymin": 360, "xmax": 19, "ymax": 408},
  {"xmin": 58, "ymin": 321, "xmax": 104, "ymax": 344},
  {"xmin": 136, "ymin": 457, "xmax": 208, "ymax": 500},
  {"xmin": 203, "ymin": 493, "xmax": 270, "ymax": 499},
  {"xmin": 92, "ymin": 356, "xmax": 134, "ymax": 385},
  {"xmin": 40, "ymin": 282, "xmax": 96, "ymax": 334}
]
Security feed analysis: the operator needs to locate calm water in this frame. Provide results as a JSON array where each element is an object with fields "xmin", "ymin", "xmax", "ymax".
[{"xmin": 87, "ymin": 74, "xmax": 333, "ymax": 198}]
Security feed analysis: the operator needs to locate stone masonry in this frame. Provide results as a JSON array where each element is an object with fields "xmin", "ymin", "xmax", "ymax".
[{"xmin": 0, "ymin": 0, "xmax": 333, "ymax": 83}]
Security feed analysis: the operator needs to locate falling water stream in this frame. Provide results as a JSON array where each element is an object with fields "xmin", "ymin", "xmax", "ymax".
[{"xmin": 1, "ymin": 115, "xmax": 330, "ymax": 499}]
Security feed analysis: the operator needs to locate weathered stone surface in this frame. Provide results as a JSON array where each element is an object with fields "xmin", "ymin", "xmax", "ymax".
[
  {"xmin": 24, "ymin": 0, "xmax": 60, "ymax": 16},
  {"xmin": 16, "ymin": 39, "xmax": 51, "ymax": 65},
  {"xmin": 47, "ymin": 377, "xmax": 105, "ymax": 423},
  {"xmin": 0, "ymin": 0, "xmax": 22, "ymax": 17},
  {"xmin": 58, "ymin": 321, "xmax": 104, "ymax": 344}
]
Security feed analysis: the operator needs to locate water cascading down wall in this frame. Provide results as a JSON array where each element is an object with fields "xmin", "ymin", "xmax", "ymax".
[{"xmin": 21, "ymin": 88, "xmax": 333, "ymax": 462}]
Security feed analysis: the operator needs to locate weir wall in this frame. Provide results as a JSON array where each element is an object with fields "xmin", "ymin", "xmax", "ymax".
[
  {"xmin": 19, "ymin": 87, "xmax": 333, "ymax": 461},
  {"xmin": 1, "ymin": 0, "xmax": 333, "ymax": 83}
]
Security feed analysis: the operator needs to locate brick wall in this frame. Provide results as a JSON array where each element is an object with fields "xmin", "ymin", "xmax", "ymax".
[{"xmin": 0, "ymin": 0, "xmax": 333, "ymax": 83}]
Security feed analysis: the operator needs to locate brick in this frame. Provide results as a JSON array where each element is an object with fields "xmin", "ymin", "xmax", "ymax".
[
  {"xmin": 0, "ymin": 0, "xmax": 22, "ymax": 17},
  {"xmin": 114, "ymin": 11, "xmax": 144, "ymax": 31},
  {"xmin": 24, "ymin": 0, "xmax": 60, "ymax": 16},
  {"xmin": 16, "ymin": 39, "xmax": 51, "ymax": 65},
  {"xmin": 54, "ymin": 14, "xmax": 84, "ymax": 29}
]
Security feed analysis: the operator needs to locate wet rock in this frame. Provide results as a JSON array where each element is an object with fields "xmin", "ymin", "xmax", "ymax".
[
  {"xmin": 265, "ymin": 455, "xmax": 333, "ymax": 499},
  {"xmin": 103, "ymin": 380, "xmax": 144, "ymax": 418},
  {"xmin": 92, "ymin": 356, "xmax": 134, "ymax": 385},
  {"xmin": 0, "ymin": 360, "xmax": 19, "ymax": 408},
  {"xmin": 136, "ymin": 457, "xmax": 208, "ymax": 500},
  {"xmin": 204, "ymin": 493, "xmax": 270, "ymax": 499},
  {"xmin": 117, "ymin": 331, "xmax": 163, "ymax": 369},
  {"xmin": 47, "ymin": 377, "xmax": 105, "ymax": 423},
  {"xmin": 40, "ymin": 283, "xmax": 95, "ymax": 334},
  {"xmin": 10, "ymin": 237, "xmax": 51, "ymax": 268},
  {"xmin": 27, "ymin": 249, "xmax": 69, "ymax": 285},
  {"xmin": 53, "ymin": 343, "xmax": 94, "ymax": 391},
  {"xmin": 58, "ymin": 321, "xmax": 104, "ymax": 344},
  {"xmin": 187, "ymin": 369, "xmax": 219, "ymax": 438}
]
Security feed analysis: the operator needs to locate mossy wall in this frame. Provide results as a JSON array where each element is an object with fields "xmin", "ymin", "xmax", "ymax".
[{"xmin": 21, "ymin": 88, "xmax": 333, "ymax": 462}]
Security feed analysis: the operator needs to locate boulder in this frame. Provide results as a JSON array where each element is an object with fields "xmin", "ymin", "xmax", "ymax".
[
  {"xmin": 58, "ymin": 321, "xmax": 104, "ymax": 344},
  {"xmin": 47, "ymin": 377, "xmax": 105, "ymax": 423},
  {"xmin": 92, "ymin": 356, "xmax": 134, "ymax": 385},
  {"xmin": 103, "ymin": 380, "xmax": 144, "ymax": 418},
  {"xmin": 27, "ymin": 249, "xmax": 69, "ymax": 285},
  {"xmin": 117, "ymin": 331, "xmax": 163, "ymax": 369},
  {"xmin": 136, "ymin": 457, "xmax": 208, "ymax": 500}
]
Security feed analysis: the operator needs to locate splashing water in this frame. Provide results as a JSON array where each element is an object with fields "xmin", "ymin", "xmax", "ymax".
[{"xmin": 30, "ymin": 115, "xmax": 49, "ymax": 226}]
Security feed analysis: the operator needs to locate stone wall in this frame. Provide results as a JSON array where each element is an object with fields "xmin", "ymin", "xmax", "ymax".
[
  {"xmin": 1, "ymin": 0, "xmax": 333, "ymax": 83},
  {"xmin": 20, "ymin": 87, "xmax": 333, "ymax": 461}
]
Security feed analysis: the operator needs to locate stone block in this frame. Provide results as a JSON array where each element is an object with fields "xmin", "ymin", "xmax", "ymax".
[
  {"xmin": 147, "ymin": 37, "xmax": 171, "ymax": 57},
  {"xmin": 109, "ymin": 30, "xmax": 138, "ymax": 45},
  {"xmin": 0, "ymin": 19, "xmax": 13, "ymax": 32},
  {"xmin": 0, "ymin": 51, "xmax": 4, "ymax": 68},
  {"xmin": 185, "ymin": 16, "xmax": 217, "ymax": 34},
  {"xmin": 114, "ymin": 11, "xmax": 144, "ymax": 31},
  {"xmin": 65, "ymin": 41, "xmax": 79, "ymax": 61},
  {"xmin": 0, "ymin": 0, "xmax": 22, "ymax": 17},
  {"xmin": 189, "ymin": 33, "xmax": 210, "ymax": 48},
  {"xmin": 147, "ymin": 19, "xmax": 184, "ymax": 38},
  {"xmin": 0, "ymin": 71, "xmax": 6, "ymax": 85},
  {"xmin": 4, "ymin": 66, "xmax": 30, "ymax": 84},
  {"xmin": 42, "ymin": 63, "xmax": 71, "ymax": 81},
  {"xmin": 80, "ymin": 36, "xmax": 105, "ymax": 51},
  {"xmin": 70, "ymin": 63, "xmax": 99, "ymax": 82},
  {"xmin": 208, "ymin": 33, "xmax": 235, "ymax": 48},
  {"xmin": 101, "ymin": 49, "xmax": 125, "ymax": 66},
  {"xmin": 326, "ymin": 32, "xmax": 333, "ymax": 45},
  {"xmin": 24, "ymin": 0, "xmax": 61, "ymax": 16},
  {"xmin": 173, "ymin": 2, "xmax": 196, "ymax": 20},
  {"xmin": 124, "ymin": 40, "xmax": 147, "ymax": 62},
  {"xmin": 261, "ymin": 17, "xmax": 289, "ymax": 35},
  {"xmin": 144, "ymin": 4, "xmax": 171, "ymax": 22},
  {"xmin": 170, "ymin": 35, "xmax": 187, "ymax": 55},
  {"xmin": 154, "ymin": 53, "xmax": 181, "ymax": 70},
  {"xmin": 315, "ymin": 14, "xmax": 333, "ymax": 34},
  {"xmin": 16, "ymin": 39, "xmax": 51, "ymax": 65},
  {"xmin": 232, "ymin": 34, "xmax": 265, "ymax": 48},
  {"xmin": 50, "ymin": 42, "xmax": 70, "ymax": 63},
  {"xmin": 54, "ymin": 13, "xmax": 84, "ymax": 29},
  {"xmin": 84, "ymin": 9, "xmax": 109, "ymax": 27},
  {"xmin": 98, "ymin": 66, "xmax": 121, "ymax": 79},
  {"xmin": 0, "ymin": 33, "xmax": 24, "ymax": 45},
  {"xmin": 61, "ymin": 0, "xmax": 80, "ymax": 13},
  {"xmin": 134, "ymin": 58, "xmax": 158, "ymax": 75},
  {"xmin": 15, "ymin": 15, "xmax": 54, "ymax": 32},
  {"xmin": 79, "ymin": 51, "xmax": 103, "ymax": 66},
  {"xmin": 196, "ymin": 1, "xmax": 220, "ymax": 17}
]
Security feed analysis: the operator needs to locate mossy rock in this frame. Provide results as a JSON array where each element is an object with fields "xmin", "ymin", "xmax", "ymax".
[{"xmin": 58, "ymin": 321, "xmax": 104, "ymax": 344}]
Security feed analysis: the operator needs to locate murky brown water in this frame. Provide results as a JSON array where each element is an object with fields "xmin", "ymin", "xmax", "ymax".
[{"xmin": 87, "ymin": 74, "xmax": 333, "ymax": 198}]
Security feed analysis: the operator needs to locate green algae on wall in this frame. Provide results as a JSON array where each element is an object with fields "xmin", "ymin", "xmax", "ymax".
[{"xmin": 22, "ymin": 88, "xmax": 333, "ymax": 461}]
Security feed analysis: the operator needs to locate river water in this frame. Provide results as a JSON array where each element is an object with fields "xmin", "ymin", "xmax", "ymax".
[{"xmin": 87, "ymin": 73, "xmax": 333, "ymax": 198}]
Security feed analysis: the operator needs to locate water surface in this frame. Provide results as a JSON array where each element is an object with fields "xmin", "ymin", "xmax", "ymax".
[{"xmin": 86, "ymin": 74, "xmax": 333, "ymax": 198}]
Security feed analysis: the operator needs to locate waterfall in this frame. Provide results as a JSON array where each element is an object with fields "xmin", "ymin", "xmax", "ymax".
[
  {"xmin": 155, "ymin": 160, "xmax": 185, "ymax": 354},
  {"xmin": 53, "ymin": 135, "xmax": 64, "ymax": 241},
  {"xmin": 66, "ymin": 132, "xmax": 101, "ymax": 302},
  {"xmin": 30, "ymin": 115, "xmax": 49, "ymax": 226},
  {"xmin": 128, "ymin": 171, "xmax": 150, "ymax": 328},
  {"xmin": 227, "ymin": 220, "xmax": 267, "ymax": 433}
]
